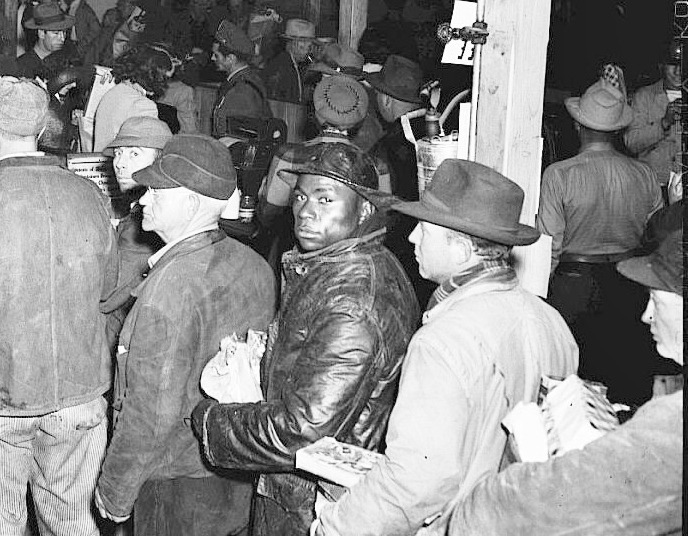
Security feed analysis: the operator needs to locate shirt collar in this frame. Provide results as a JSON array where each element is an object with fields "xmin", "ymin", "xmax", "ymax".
[
  {"xmin": 0, "ymin": 151, "xmax": 45, "ymax": 161},
  {"xmin": 148, "ymin": 224, "xmax": 219, "ymax": 268}
]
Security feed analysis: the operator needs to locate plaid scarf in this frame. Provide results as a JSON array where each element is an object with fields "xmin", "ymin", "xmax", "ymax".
[{"xmin": 426, "ymin": 258, "xmax": 517, "ymax": 311}]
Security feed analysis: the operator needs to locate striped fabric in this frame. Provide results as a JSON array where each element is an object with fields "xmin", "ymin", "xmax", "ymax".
[{"xmin": 0, "ymin": 397, "xmax": 107, "ymax": 536}]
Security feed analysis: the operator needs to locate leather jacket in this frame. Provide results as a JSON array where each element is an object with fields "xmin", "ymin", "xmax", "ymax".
[{"xmin": 195, "ymin": 229, "xmax": 419, "ymax": 518}]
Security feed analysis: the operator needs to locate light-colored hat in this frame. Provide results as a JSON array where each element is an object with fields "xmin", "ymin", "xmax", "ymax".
[
  {"xmin": 565, "ymin": 80, "xmax": 633, "ymax": 132},
  {"xmin": 282, "ymin": 19, "xmax": 316, "ymax": 40},
  {"xmin": 103, "ymin": 116, "xmax": 173, "ymax": 157},
  {"xmin": 313, "ymin": 76, "xmax": 368, "ymax": 129},
  {"xmin": 215, "ymin": 19, "xmax": 255, "ymax": 57},
  {"xmin": 133, "ymin": 134, "xmax": 237, "ymax": 200},
  {"xmin": 24, "ymin": 1, "xmax": 75, "ymax": 31},
  {"xmin": 310, "ymin": 43, "xmax": 365, "ymax": 79},
  {"xmin": 393, "ymin": 159, "xmax": 540, "ymax": 246},
  {"xmin": 0, "ymin": 77, "xmax": 49, "ymax": 136}
]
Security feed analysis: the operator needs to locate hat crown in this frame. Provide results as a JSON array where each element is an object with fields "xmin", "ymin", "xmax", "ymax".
[
  {"xmin": 284, "ymin": 18, "xmax": 315, "ymax": 39},
  {"xmin": 425, "ymin": 160, "xmax": 525, "ymax": 228},
  {"xmin": 324, "ymin": 43, "xmax": 364, "ymax": 70},
  {"xmin": 113, "ymin": 116, "xmax": 172, "ymax": 147},
  {"xmin": 26, "ymin": 1, "xmax": 74, "ymax": 29},
  {"xmin": 215, "ymin": 19, "xmax": 254, "ymax": 57},
  {"xmin": 0, "ymin": 77, "xmax": 49, "ymax": 136},
  {"xmin": 314, "ymin": 77, "xmax": 368, "ymax": 129},
  {"xmin": 368, "ymin": 54, "xmax": 422, "ymax": 104},
  {"xmin": 565, "ymin": 79, "xmax": 633, "ymax": 131},
  {"xmin": 301, "ymin": 142, "xmax": 378, "ymax": 191}
]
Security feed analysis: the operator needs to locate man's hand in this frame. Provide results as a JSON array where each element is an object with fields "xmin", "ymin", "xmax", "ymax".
[
  {"xmin": 662, "ymin": 100, "xmax": 682, "ymax": 131},
  {"xmin": 94, "ymin": 487, "xmax": 131, "ymax": 523}
]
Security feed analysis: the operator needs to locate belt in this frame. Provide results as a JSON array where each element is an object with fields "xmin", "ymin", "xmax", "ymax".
[{"xmin": 559, "ymin": 250, "xmax": 639, "ymax": 264}]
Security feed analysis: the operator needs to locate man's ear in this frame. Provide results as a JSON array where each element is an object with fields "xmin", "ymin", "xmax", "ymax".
[
  {"xmin": 186, "ymin": 192, "xmax": 200, "ymax": 220},
  {"xmin": 358, "ymin": 200, "xmax": 374, "ymax": 224}
]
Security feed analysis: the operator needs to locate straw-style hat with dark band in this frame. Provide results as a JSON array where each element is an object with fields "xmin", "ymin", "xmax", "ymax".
[
  {"xmin": 277, "ymin": 142, "xmax": 396, "ymax": 209},
  {"xmin": 310, "ymin": 43, "xmax": 364, "ymax": 79},
  {"xmin": 367, "ymin": 54, "xmax": 422, "ymax": 105},
  {"xmin": 282, "ymin": 19, "xmax": 316, "ymax": 40},
  {"xmin": 617, "ymin": 229, "xmax": 682, "ymax": 295},
  {"xmin": 24, "ymin": 1, "xmax": 75, "ymax": 30},
  {"xmin": 393, "ymin": 159, "xmax": 540, "ymax": 246},
  {"xmin": 565, "ymin": 79, "xmax": 633, "ymax": 132},
  {"xmin": 133, "ymin": 134, "xmax": 237, "ymax": 200}
]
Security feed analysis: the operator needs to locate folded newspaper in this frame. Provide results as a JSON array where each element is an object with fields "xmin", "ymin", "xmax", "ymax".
[
  {"xmin": 502, "ymin": 375, "xmax": 620, "ymax": 463},
  {"xmin": 200, "ymin": 330, "xmax": 266, "ymax": 403},
  {"xmin": 296, "ymin": 436, "xmax": 384, "ymax": 489}
]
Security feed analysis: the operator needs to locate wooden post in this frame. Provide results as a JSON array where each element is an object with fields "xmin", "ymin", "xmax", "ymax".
[
  {"xmin": 473, "ymin": 0, "xmax": 551, "ymax": 225},
  {"xmin": 2, "ymin": 0, "xmax": 18, "ymax": 58},
  {"xmin": 338, "ymin": 0, "xmax": 368, "ymax": 50}
]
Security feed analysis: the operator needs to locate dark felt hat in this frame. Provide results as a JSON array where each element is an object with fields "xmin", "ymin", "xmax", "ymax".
[
  {"xmin": 278, "ymin": 142, "xmax": 396, "ymax": 209},
  {"xmin": 617, "ymin": 229, "xmax": 683, "ymax": 294},
  {"xmin": 133, "ymin": 134, "xmax": 237, "ymax": 200},
  {"xmin": 393, "ymin": 159, "xmax": 540, "ymax": 246},
  {"xmin": 310, "ymin": 43, "xmax": 365, "ymax": 79},
  {"xmin": 662, "ymin": 39, "xmax": 681, "ymax": 65},
  {"xmin": 367, "ymin": 54, "xmax": 422, "ymax": 104},
  {"xmin": 215, "ymin": 19, "xmax": 254, "ymax": 57},
  {"xmin": 24, "ymin": 2, "xmax": 75, "ymax": 31}
]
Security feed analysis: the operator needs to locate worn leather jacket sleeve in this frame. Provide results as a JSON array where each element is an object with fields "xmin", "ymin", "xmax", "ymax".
[
  {"xmin": 197, "ymin": 305, "xmax": 381, "ymax": 472},
  {"xmin": 98, "ymin": 304, "xmax": 192, "ymax": 517}
]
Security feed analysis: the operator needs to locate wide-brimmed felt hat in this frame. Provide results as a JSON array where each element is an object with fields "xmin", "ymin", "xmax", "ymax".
[
  {"xmin": 282, "ymin": 19, "xmax": 315, "ymax": 40},
  {"xmin": 313, "ymin": 76, "xmax": 368, "ymax": 129},
  {"xmin": 310, "ymin": 43, "xmax": 364, "ymax": 79},
  {"xmin": 103, "ymin": 116, "xmax": 173, "ymax": 157},
  {"xmin": 133, "ymin": 134, "xmax": 237, "ymax": 200},
  {"xmin": 565, "ymin": 79, "xmax": 633, "ymax": 132},
  {"xmin": 367, "ymin": 54, "xmax": 422, "ymax": 104},
  {"xmin": 215, "ymin": 19, "xmax": 254, "ymax": 57},
  {"xmin": 393, "ymin": 159, "xmax": 540, "ymax": 246},
  {"xmin": 617, "ymin": 228, "xmax": 682, "ymax": 294},
  {"xmin": 277, "ymin": 142, "xmax": 396, "ymax": 209},
  {"xmin": 25, "ymin": 1, "xmax": 75, "ymax": 31},
  {"xmin": 661, "ymin": 39, "xmax": 681, "ymax": 65}
]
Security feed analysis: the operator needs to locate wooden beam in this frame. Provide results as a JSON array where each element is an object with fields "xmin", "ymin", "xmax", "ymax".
[
  {"xmin": 2, "ymin": 0, "xmax": 18, "ymax": 59},
  {"xmin": 473, "ymin": 0, "xmax": 551, "ymax": 225},
  {"xmin": 338, "ymin": 0, "xmax": 368, "ymax": 50}
]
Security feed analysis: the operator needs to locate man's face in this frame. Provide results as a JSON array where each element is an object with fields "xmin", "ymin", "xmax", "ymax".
[
  {"xmin": 40, "ymin": 30, "xmax": 66, "ymax": 53},
  {"xmin": 139, "ymin": 187, "xmax": 191, "ymax": 243},
  {"xmin": 662, "ymin": 63, "xmax": 682, "ymax": 90},
  {"xmin": 408, "ymin": 222, "xmax": 467, "ymax": 284},
  {"xmin": 211, "ymin": 43, "xmax": 231, "ymax": 72},
  {"xmin": 641, "ymin": 289, "xmax": 683, "ymax": 363},
  {"xmin": 113, "ymin": 146, "xmax": 159, "ymax": 193},
  {"xmin": 287, "ymin": 39, "xmax": 312, "ymax": 63},
  {"xmin": 292, "ymin": 174, "xmax": 363, "ymax": 251}
]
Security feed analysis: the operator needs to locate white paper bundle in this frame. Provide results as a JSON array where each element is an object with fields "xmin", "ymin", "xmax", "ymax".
[{"xmin": 200, "ymin": 330, "xmax": 266, "ymax": 403}]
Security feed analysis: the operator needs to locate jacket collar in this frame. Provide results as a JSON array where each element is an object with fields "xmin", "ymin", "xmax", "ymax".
[
  {"xmin": 0, "ymin": 154, "xmax": 61, "ymax": 167},
  {"xmin": 282, "ymin": 228, "xmax": 386, "ymax": 269}
]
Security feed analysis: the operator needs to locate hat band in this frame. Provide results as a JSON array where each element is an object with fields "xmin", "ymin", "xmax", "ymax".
[
  {"xmin": 322, "ymin": 58, "xmax": 362, "ymax": 76},
  {"xmin": 35, "ymin": 13, "xmax": 69, "ymax": 25}
]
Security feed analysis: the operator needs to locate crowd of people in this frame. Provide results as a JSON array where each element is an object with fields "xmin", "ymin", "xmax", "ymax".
[{"xmin": 0, "ymin": 1, "xmax": 682, "ymax": 535}]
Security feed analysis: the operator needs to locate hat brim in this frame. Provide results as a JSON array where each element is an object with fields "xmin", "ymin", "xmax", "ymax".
[
  {"xmin": 617, "ymin": 255, "xmax": 673, "ymax": 293},
  {"xmin": 309, "ymin": 62, "xmax": 364, "ymax": 79},
  {"xmin": 282, "ymin": 34, "xmax": 315, "ymax": 40},
  {"xmin": 132, "ymin": 161, "xmax": 180, "ymax": 189},
  {"xmin": 102, "ymin": 135, "xmax": 170, "ymax": 157},
  {"xmin": 565, "ymin": 97, "xmax": 634, "ymax": 131},
  {"xmin": 366, "ymin": 72, "xmax": 421, "ymax": 105},
  {"xmin": 277, "ymin": 168, "xmax": 399, "ymax": 210},
  {"xmin": 24, "ymin": 16, "xmax": 75, "ymax": 30},
  {"xmin": 393, "ymin": 198, "xmax": 540, "ymax": 246}
]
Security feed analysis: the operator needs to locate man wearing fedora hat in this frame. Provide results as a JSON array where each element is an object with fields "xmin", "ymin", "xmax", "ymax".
[
  {"xmin": 192, "ymin": 141, "xmax": 419, "ymax": 536},
  {"xmin": 18, "ymin": 0, "xmax": 75, "ymax": 79},
  {"xmin": 99, "ymin": 116, "xmax": 171, "ymax": 352},
  {"xmin": 0, "ymin": 76, "xmax": 118, "ymax": 535},
  {"xmin": 538, "ymin": 77, "xmax": 663, "ymax": 406},
  {"xmin": 212, "ymin": 19, "xmax": 272, "ymax": 138},
  {"xmin": 313, "ymin": 159, "xmax": 578, "ymax": 536},
  {"xmin": 625, "ymin": 39, "xmax": 683, "ymax": 190},
  {"xmin": 448, "ymin": 228, "xmax": 683, "ymax": 536},
  {"xmin": 94, "ymin": 134, "xmax": 276, "ymax": 535},
  {"xmin": 262, "ymin": 18, "xmax": 316, "ymax": 103}
]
